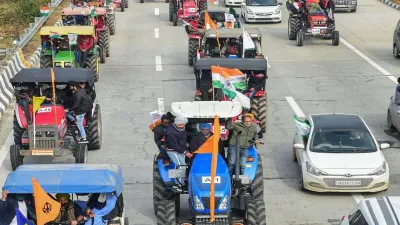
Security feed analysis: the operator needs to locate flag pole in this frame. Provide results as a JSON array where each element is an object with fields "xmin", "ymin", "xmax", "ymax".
[
  {"xmin": 50, "ymin": 68, "xmax": 58, "ymax": 125},
  {"xmin": 33, "ymin": 108, "xmax": 36, "ymax": 148}
]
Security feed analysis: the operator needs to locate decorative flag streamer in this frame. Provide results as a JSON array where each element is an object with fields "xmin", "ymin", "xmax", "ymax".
[
  {"xmin": 50, "ymin": 68, "xmax": 58, "ymax": 125},
  {"xmin": 68, "ymin": 33, "xmax": 78, "ymax": 45},
  {"xmin": 294, "ymin": 115, "xmax": 311, "ymax": 137},
  {"xmin": 195, "ymin": 115, "xmax": 221, "ymax": 222},
  {"xmin": 204, "ymin": 11, "xmax": 217, "ymax": 30},
  {"xmin": 32, "ymin": 177, "xmax": 61, "ymax": 225},
  {"xmin": 242, "ymin": 27, "xmax": 256, "ymax": 58},
  {"xmin": 16, "ymin": 208, "xmax": 33, "ymax": 225}
]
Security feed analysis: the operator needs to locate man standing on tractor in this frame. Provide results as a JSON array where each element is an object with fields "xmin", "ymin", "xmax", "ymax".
[
  {"xmin": 226, "ymin": 114, "xmax": 259, "ymax": 176},
  {"xmin": 78, "ymin": 36, "xmax": 94, "ymax": 67},
  {"xmin": 243, "ymin": 71, "xmax": 267, "ymax": 101},
  {"xmin": 66, "ymin": 81, "xmax": 93, "ymax": 142},
  {"xmin": 165, "ymin": 116, "xmax": 192, "ymax": 190},
  {"xmin": 153, "ymin": 115, "xmax": 172, "ymax": 167},
  {"xmin": 221, "ymin": 38, "xmax": 240, "ymax": 58}
]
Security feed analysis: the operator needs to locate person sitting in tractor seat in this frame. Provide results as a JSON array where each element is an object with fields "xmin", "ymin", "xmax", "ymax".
[
  {"xmin": 54, "ymin": 193, "xmax": 85, "ymax": 225},
  {"xmin": 15, "ymin": 88, "xmax": 34, "ymax": 125},
  {"xmin": 78, "ymin": 35, "xmax": 94, "ymax": 67},
  {"xmin": 153, "ymin": 114, "xmax": 172, "ymax": 167},
  {"xmin": 66, "ymin": 81, "xmax": 93, "ymax": 142},
  {"xmin": 84, "ymin": 193, "xmax": 117, "ymax": 225},
  {"xmin": 165, "ymin": 116, "xmax": 192, "ymax": 191},
  {"xmin": 221, "ymin": 38, "xmax": 240, "ymax": 58},
  {"xmin": 242, "ymin": 71, "xmax": 267, "ymax": 101},
  {"xmin": 199, "ymin": 70, "xmax": 213, "ymax": 101},
  {"xmin": 191, "ymin": 123, "xmax": 226, "ymax": 159}
]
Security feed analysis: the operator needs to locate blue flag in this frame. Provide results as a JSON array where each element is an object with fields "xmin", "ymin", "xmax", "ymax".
[{"xmin": 15, "ymin": 208, "xmax": 33, "ymax": 225}]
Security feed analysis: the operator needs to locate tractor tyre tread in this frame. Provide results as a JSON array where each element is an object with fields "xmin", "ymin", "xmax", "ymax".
[
  {"xmin": 75, "ymin": 143, "xmax": 88, "ymax": 163},
  {"xmin": 99, "ymin": 30, "xmax": 110, "ymax": 57},
  {"xmin": 246, "ymin": 200, "xmax": 267, "ymax": 225},
  {"xmin": 288, "ymin": 16, "xmax": 301, "ymax": 40},
  {"xmin": 107, "ymin": 14, "xmax": 116, "ymax": 35},
  {"xmin": 250, "ymin": 96, "xmax": 268, "ymax": 133},
  {"xmin": 188, "ymin": 39, "xmax": 198, "ymax": 66},
  {"xmin": 13, "ymin": 115, "xmax": 24, "ymax": 145},
  {"xmin": 85, "ymin": 54, "xmax": 99, "ymax": 82},
  {"xmin": 251, "ymin": 153, "xmax": 264, "ymax": 200},
  {"xmin": 199, "ymin": 0, "xmax": 207, "ymax": 11},
  {"xmin": 156, "ymin": 200, "xmax": 176, "ymax": 225},
  {"xmin": 40, "ymin": 56, "xmax": 52, "ymax": 68},
  {"xmin": 10, "ymin": 144, "xmax": 23, "ymax": 171},
  {"xmin": 86, "ymin": 104, "xmax": 102, "ymax": 150}
]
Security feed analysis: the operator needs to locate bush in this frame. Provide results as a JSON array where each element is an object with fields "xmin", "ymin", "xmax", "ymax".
[{"xmin": 2, "ymin": 0, "xmax": 50, "ymax": 26}]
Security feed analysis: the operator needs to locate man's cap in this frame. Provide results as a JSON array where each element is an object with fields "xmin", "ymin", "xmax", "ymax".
[{"xmin": 174, "ymin": 116, "xmax": 188, "ymax": 125}]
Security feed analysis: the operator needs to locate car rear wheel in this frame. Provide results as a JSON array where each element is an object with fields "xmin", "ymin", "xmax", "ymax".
[{"xmin": 394, "ymin": 45, "xmax": 400, "ymax": 58}]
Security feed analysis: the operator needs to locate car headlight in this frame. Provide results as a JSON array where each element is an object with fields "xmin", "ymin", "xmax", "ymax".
[
  {"xmin": 218, "ymin": 196, "xmax": 229, "ymax": 210},
  {"xmin": 368, "ymin": 162, "xmax": 386, "ymax": 176},
  {"xmin": 246, "ymin": 9, "xmax": 253, "ymax": 14},
  {"xmin": 194, "ymin": 195, "xmax": 204, "ymax": 210},
  {"xmin": 274, "ymin": 8, "xmax": 280, "ymax": 14},
  {"xmin": 306, "ymin": 161, "xmax": 328, "ymax": 176}
]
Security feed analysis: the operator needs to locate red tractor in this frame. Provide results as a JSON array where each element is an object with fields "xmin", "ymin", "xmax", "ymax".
[
  {"xmin": 296, "ymin": 13, "xmax": 339, "ymax": 46},
  {"xmin": 169, "ymin": 0, "xmax": 200, "ymax": 26},
  {"xmin": 193, "ymin": 58, "xmax": 269, "ymax": 133},
  {"xmin": 9, "ymin": 68, "xmax": 102, "ymax": 171}
]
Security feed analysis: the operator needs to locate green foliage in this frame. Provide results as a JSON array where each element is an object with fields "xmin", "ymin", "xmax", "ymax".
[{"xmin": 1, "ymin": 0, "xmax": 50, "ymax": 26}]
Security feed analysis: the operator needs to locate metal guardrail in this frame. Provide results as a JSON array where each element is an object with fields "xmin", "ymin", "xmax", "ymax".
[{"xmin": 0, "ymin": 0, "xmax": 63, "ymax": 58}]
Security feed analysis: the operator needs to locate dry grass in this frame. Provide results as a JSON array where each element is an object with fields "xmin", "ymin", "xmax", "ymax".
[{"xmin": 391, "ymin": 0, "xmax": 400, "ymax": 5}]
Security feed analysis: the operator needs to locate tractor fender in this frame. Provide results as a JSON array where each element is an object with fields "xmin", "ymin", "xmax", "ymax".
[
  {"xmin": 14, "ymin": 104, "xmax": 27, "ymax": 129},
  {"xmin": 188, "ymin": 34, "xmax": 202, "ymax": 39},
  {"xmin": 96, "ymin": 27, "xmax": 108, "ymax": 32},
  {"xmin": 243, "ymin": 146, "xmax": 259, "ymax": 182},
  {"xmin": 253, "ymin": 90, "xmax": 266, "ymax": 97}
]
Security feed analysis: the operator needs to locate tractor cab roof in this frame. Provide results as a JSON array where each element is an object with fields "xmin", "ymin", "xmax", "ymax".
[
  {"xmin": 199, "ymin": 10, "xmax": 226, "ymax": 23},
  {"xmin": 10, "ymin": 68, "xmax": 95, "ymax": 86},
  {"xmin": 204, "ymin": 28, "xmax": 262, "ymax": 39},
  {"xmin": 61, "ymin": 7, "xmax": 107, "ymax": 16},
  {"xmin": 194, "ymin": 58, "xmax": 269, "ymax": 71},
  {"xmin": 171, "ymin": 101, "xmax": 242, "ymax": 119},
  {"xmin": 39, "ymin": 26, "xmax": 95, "ymax": 36}
]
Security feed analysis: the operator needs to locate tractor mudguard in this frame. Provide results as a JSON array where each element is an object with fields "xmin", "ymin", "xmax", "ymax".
[
  {"xmin": 242, "ymin": 146, "xmax": 259, "ymax": 182},
  {"xmin": 14, "ymin": 104, "xmax": 28, "ymax": 129},
  {"xmin": 245, "ymin": 90, "xmax": 266, "ymax": 97},
  {"xmin": 291, "ymin": 13, "xmax": 303, "ymax": 18},
  {"xmin": 188, "ymin": 34, "xmax": 202, "ymax": 39},
  {"xmin": 157, "ymin": 158, "xmax": 177, "ymax": 184},
  {"xmin": 96, "ymin": 27, "xmax": 108, "ymax": 32}
]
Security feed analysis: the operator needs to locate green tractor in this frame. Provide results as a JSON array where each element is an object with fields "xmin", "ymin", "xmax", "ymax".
[{"xmin": 39, "ymin": 26, "xmax": 101, "ymax": 82}]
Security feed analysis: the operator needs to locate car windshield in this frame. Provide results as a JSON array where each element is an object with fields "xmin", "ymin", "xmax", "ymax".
[
  {"xmin": 248, "ymin": 0, "xmax": 277, "ymax": 6},
  {"xmin": 310, "ymin": 129, "xmax": 377, "ymax": 153}
]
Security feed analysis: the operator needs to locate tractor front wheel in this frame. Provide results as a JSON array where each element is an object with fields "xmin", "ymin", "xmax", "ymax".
[
  {"xmin": 245, "ymin": 200, "xmax": 267, "ymax": 225},
  {"xmin": 99, "ymin": 30, "xmax": 110, "ymax": 57},
  {"xmin": 86, "ymin": 54, "xmax": 99, "ymax": 82},
  {"xmin": 288, "ymin": 15, "xmax": 301, "ymax": 40},
  {"xmin": 13, "ymin": 114, "xmax": 24, "ymax": 146},
  {"xmin": 10, "ymin": 144, "xmax": 23, "ymax": 171},
  {"xmin": 40, "ymin": 56, "xmax": 52, "ymax": 68},
  {"xmin": 86, "ymin": 104, "xmax": 102, "ymax": 150},
  {"xmin": 251, "ymin": 95, "xmax": 268, "ymax": 133},
  {"xmin": 99, "ymin": 47, "xmax": 106, "ymax": 64},
  {"xmin": 251, "ymin": 153, "xmax": 264, "ymax": 200},
  {"xmin": 173, "ymin": 13, "xmax": 177, "ymax": 26},
  {"xmin": 188, "ymin": 38, "xmax": 199, "ymax": 66},
  {"xmin": 169, "ymin": 1, "xmax": 174, "ymax": 22},
  {"xmin": 75, "ymin": 143, "xmax": 88, "ymax": 163},
  {"xmin": 107, "ymin": 14, "xmax": 116, "ymax": 35},
  {"xmin": 332, "ymin": 30, "xmax": 340, "ymax": 46},
  {"xmin": 156, "ymin": 200, "xmax": 176, "ymax": 225}
]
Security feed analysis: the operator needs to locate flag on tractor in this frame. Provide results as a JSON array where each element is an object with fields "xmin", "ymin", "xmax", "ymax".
[
  {"xmin": 195, "ymin": 115, "xmax": 221, "ymax": 222},
  {"xmin": 242, "ymin": 27, "xmax": 255, "ymax": 58},
  {"xmin": 33, "ymin": 96, "xmax": 46, "ymax": 114},
  {"xmin": 68, "ymin": 33, "xmax": 78, "ymax": 45},
  {"xmin": 49, "ymin": 32, "xmax": 61, "ymax": 39},
  {"xmin": 294, "ymin": 115, "xmax": 311, "ymax": 137},
  {"xmin": 211, "ymin": 66, "xmax": 250, "ymax": 109},
  {"xmin": 16, "ymin": 208, "xmax": 33, "ymax": 225},
  {"xmin": 90, "ymin": 6, "xmax": 97, "ymax": 17},
  {"xmin": 32, "ymin": 177, "xmax": 61, "ymax": 225},
  {"xmin": 205, "ymin": 11, "xmax": 217, "ymax": 30},
  {"xmin": 40, "ymin": 6, "xmax": 50, "ymax": 17}
]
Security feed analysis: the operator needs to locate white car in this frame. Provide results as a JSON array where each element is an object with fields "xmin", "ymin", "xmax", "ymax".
[
  {"xmin": 241, "ymin": 0, "xmax": 282, "ymax": 23},
  {"xmin": 225, "ymin": 0, "xmax": 244, "ymax": 7},
  {"xmin": 340, "ymin": 196, "xmax": 400, "ymax": 225},
  {"xmin": 292, "ymin": 113, "xmax": 390, "ymax": 193}
]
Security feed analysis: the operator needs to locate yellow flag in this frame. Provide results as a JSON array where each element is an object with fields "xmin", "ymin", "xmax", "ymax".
[
  {"xmin": 32, "ymin": 177, "xmax": 61, "ymax": 225},
  {"xmin": 33, "ymin": 96, "xmax": 46, "ymax": 114}
]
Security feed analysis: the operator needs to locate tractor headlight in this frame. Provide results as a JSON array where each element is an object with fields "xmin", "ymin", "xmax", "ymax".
[
  {"xmin": 368, "ymin": 162, "xmax": 386, "ymax": 176},
  {"xmin": 274, "ymin": 8, "xmax": 280, "ymax": 14},
  {"xmin": 55, "ymin": 62, "xmax": 61, "ymax": 67},
  {"xmin": 246, "ymin": 9, "xmax": 253, "ymax": 15},
  {"xmin": 351, "ymin": 1, "xmax": 356, "ymax": 4},
  {"xmin": 306, "ymin": 161, "xmax": 328, "ymax": 176},
  {"xmin": 194, "ymin": 196, "xmax": 204, "ymax": 210},
  {"xmin": 218, "ymin": 196, "xmax": 229, "ymax": 210},
  {"xmin": 64, "ymin": 62, "xmax": 72, "ymax": 67}
]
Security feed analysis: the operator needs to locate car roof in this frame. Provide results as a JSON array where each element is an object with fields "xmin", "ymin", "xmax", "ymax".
[
  {"xmin": 39, "ymin": 26, "xmax": 94, "ymax": 36},
  {"xmin": 10, "ymin": 68, "xmax": 95, "ymax": 86},
  {"xmin": 204, "ymin": 28, "xmax": 262, "ymax": 38},
  {"xmin": 194, "ymin": 58, "xmax": 268, "ymax": 70},
  {"xmin": 359, "ymin": 197, "xmax": 400, "ymax": 225},
  {"xmin": 310, "ymin": 114, "xmax": 367, "ymax": 130}
]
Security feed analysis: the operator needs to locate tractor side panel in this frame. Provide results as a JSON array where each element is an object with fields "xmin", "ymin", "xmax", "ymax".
[
  {"xmin": 243, "ymin": 146, "xmax": 259, "ymax": 182},
  {"xmin": 157, "ymin": 158, "xmax": 176, "ymax": 183},
  {"xmin": 15, "ymin": 104, "xmax": 28, "ymax": 129}
]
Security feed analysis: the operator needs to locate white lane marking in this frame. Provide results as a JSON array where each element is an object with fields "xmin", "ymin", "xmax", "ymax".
[
  {"xmin": 158, "ymin": 98, "xmax": 165, "ymax": 114},
  {"xmin": 351, "ymin": 193, "xmax": 364, "ymax": 204},
  {"xmin": 155, "ymin": 56, "xmax": 162, "ymax": 71},
  {"xmin": 264, "ymin": 55, "xmax": 271, "ymax": 68},
  {"xmin": 154, "ymin": 8, "xmax": 159, "ymax": 16},
  {"xmin": 0, "ymin": 131, "xmax": 12, "ymax": 168},
  {"xmin": 154, "ymin": 28, "xmax": 159, "ymax": 39},
  {"xmin": 285, "ymin": 96, "xmax": 305, "ymax": 118},
  {"xmin": 340, "ymin": 38, "xmax": 397, "ymax": 84}
]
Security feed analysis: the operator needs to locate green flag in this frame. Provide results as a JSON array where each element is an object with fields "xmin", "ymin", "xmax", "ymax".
[{"xmin": 49, "ymin": 32, "xmax": 61, "ymax": 39}]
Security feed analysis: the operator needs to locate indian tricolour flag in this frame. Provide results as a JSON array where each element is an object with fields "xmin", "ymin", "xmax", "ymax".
[
  {"xmin": 50, "ymin": 32, "xmax": 61, "ymax": 39},
  {"xmin": 90, "ymin": 6, "xmax": 97, "ymax": 17},
  {"xmin": 40, "ymin": 6, "xmax": 50, "ymax": 17},
  {"xmin": 68, "ymin": 33, "xmax": 78, "ymax": 45},
  {"xmin": 211, "ymin": 66, "xmax": 250, "ymax": 109}
]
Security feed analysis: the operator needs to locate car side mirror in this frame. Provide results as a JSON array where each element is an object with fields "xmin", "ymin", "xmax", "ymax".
[
  {"xmin": 380, "ymin": 143, "xmax": 390, "ymax": 149},
  {"xmin": 278, "ymin": 2, "xmax": 283, "ymax": 5},
  {"xmin": 293, "ymin": 143, "xmax": 305, "ymax": 149},
  {"xmin": 397, "ymin": 110, "xmax": 400, "ymax": 114}
]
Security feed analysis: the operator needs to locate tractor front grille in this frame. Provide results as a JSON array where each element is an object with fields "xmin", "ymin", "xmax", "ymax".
[
  {"xmin": 201, "ymin": 197, "xmax": 221, "ymax": 209},
  {"xmin": 28, "ymin": 125, "xmax": 59, "ymax": 150}
]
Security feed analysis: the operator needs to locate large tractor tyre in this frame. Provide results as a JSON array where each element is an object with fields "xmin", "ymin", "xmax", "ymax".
[
  {"xmin": 86, "ymin": 104, "xmax": 102, "ymax": 150},
  {"xmin": 107, "ymin": 14, "xmax": 116, "ymax": 35},
  {"xmin": 173, "ymin": 13, "xmax": 178, "ymax": 26},
  {"xmin": 40, "ymin": 56, "xmax": 52, "ymax": 68},
  {"xmin": 332, "ymin": 30, "xmax": 340, "ymax": 46},
  {"xmin": 251, "ymin": 153, "xmax": 264, "ymax": 200},
  {"xmin": 169, "ymin": 1, "xmax": 174, "ymax": 22},
  {"xmin": 75, "ymin": 143, "xmax": 88, "ymax": 163},
  {"xmin": 10, "ymin": 144, "xmax": 23, "ymax": 171},
  {"xmin": 288, "ymin": 16, "xmax": 301, "ymax": 40},
  {"xmin": 198, "ymin": 0, "xmax": 207, "ymax": 11},
  {"xmin": 124, "ymin": 0, "xmax": 129, "ymax": 8},
  {"xmin": 156, "ymin": 200, "xmax": 176, "ymax": 225},
  {"xmin": 251, "ymin": 96, "xmax": 268, "ymax": 134},
  {"xmin": 120, "ymin": 0, "xmax": 125, "ymax": 12},
  {"xmin": 153, "ymin": 158, "xmax": 180, "ymax": 216},
  {"xmin": 13, "ymin": 115, "xmax": 24, "ymax": 146},
  {"xmin": 245, "ymin": 200, "xmax": 267, "ymax": 225},
  {"xmin": 99, "ymin": 30, "xmax": 110, "ymax": 57},
  {"xmin": 188, "ymin": 39, "xmax": 199, "ymax": 66},
  {"xmin": 85, "ymin": 54, "xmax": 99, "ymax": 82},
  {"xmin": 99, "ymin": 47, "xmax": 106, "ymax": 64}
]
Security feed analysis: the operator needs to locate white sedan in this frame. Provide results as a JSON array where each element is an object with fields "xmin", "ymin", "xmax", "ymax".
[
  {"xmin": 292, "ymin": 113, "xmax": 390, "ymax": 193},
  {"xmin": 241, "ymin": 0, "xmax": 282, "ymax": 23}
]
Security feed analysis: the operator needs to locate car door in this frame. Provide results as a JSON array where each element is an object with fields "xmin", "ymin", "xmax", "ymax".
[{"xmin": 395, "ymin": 19, "xmax": 400, "ymax": 48}]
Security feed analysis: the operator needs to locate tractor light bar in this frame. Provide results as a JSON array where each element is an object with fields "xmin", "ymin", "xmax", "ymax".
[
  {"xmin": 194, "ymin": 195, "xmax": 204, "ymax": 210},
  {"xmin": 218, "ymin": 196, "xmax": 229, "ymax": 210}
]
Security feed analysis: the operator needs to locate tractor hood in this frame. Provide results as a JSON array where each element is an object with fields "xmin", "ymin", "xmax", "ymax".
[
  {"xmin": 54, "ymin": 50, "xmax": 75, "ymax": 62},
  {"xmin": 34, "ymin": 105, "xmax": 66, "ymax": 127}
]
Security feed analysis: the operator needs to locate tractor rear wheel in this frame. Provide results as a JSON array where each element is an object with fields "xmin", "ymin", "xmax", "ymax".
[
  {"xmin": 99, "ymin": 30, "xmax": 110, "ymax": 57},
  {"xmin": 245, "ymin": 200, "xmax": 267, "ymax": 225},
  {"xmin": 13, "ymin": 114, "xmax": 24, "ymax": 146},
  {"xmin": 75, "ymin": 143, "xmax": 88, "ymax": 163},
  {"xmin": 169, "ymin": 1, "xmax": 174, "ymax": 22},
  {"xmin": 40, "ymin": 56, "xmax": 52, "ymax": 68},
  {"xmin": 124, "ymin": 0, "xmax": 128, "ymax": 8},
  {"xmin": 107, "ymin": 14, "xmax": 116, "ymax": 35},
  {"xmin": 85, "ymin": 54, "xmax": 99, "ymax": 82},
  {"xmin": 99, "ymin": 46, "xmax": 106, "ymax": 64},
  {"xmin": 156, "ymin": 200, "xmax": 176, "ymax": 225},
  {"xmin": 251, "ymin": 153, "xmax": 264, "ymax": 200},
  {"xmin": 251, "ymin": 95, "xmax": 268, "ymax": 133},
  {"xmin": 86, "ymin": 104, "xmax": 102, "ymax": 150},
  {"xmin": 199, "ymin": 0, "xmax": 207, "ymax": 11},
  {"xmin": 10, "ymin": 144, "xmax": 23, "ymax": 171},
  {"xmin": 332, "ymin": 30, "xmax": 340, "ymax": 46},
  {"xmin": 188, "ymin": 38, "xmax": 199, "ymax": 66},
  {"xmin": 288, "ymin": 15, "xmax": 301, "ymax": 40}
]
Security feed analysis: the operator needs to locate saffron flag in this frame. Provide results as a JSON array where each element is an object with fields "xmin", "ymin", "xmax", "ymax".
[
  {"xmin": 33, "ymin": 96, "xmax": 46, "ymax": 114},
  {"xmin": 32, "ymin": 177, "xmax": 61, "ymax": 225},
  {"xmin": 16, "ymin": 208, "xmax": 33, "ymax": 225},
  {"xmin": 195, "ymin": 115, "xmax": 221, "ymax": 222},
  {"xmin": 204, "ymin": 11, "xmax": 217, "ymax": 30}
]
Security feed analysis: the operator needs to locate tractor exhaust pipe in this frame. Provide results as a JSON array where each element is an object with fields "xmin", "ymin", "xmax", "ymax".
[{"xmin": 232, "ymin": 131, "xmax": 242, "ymax": 197}]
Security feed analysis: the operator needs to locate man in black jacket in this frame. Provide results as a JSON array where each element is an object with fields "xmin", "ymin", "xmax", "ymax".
[
  {"xmin": 0, "ymin": 190, "xmax": 36, "ymax": 225},
  {"xmin": 153, "ymin": 115, "xmax": 171, "ymax": 166},
  {"xmin": 66, "ymin": 81, "xmax": 93, "ymax": 142},
  {"xmin": 244, "ymin": 71, "xmax": 267, "ymax": 101},
  {"xmin": 190, "ymin": 123, "xmax": 225, "ymax": 159}
]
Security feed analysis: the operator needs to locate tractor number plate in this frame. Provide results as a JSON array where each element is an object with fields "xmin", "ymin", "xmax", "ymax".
[
  {"xmin": 311, "ymin": 29, "xmax": 321, "ymax": 34},
  {"xmin": 188, "ymin": 8, "xmax": 196, "ymax": 12},
  {"xmin": 168, "ymin": 169, "xmax": 186, "ymax": 179},
  {"xmin": 32, "ymin": 149, "xmax": 54, "ymax": 156}
]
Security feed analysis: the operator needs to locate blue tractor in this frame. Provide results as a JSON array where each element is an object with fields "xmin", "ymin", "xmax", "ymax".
[{"xmin": 153, "ymin": 101, "xmax": 266, "ymax": 225}]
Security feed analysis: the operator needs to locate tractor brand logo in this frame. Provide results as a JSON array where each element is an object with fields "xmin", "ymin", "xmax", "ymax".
[
  {"xmin": 42, "ymin": 202, "xmax": 52, "ymax": 214},
  {"xmin": 202, "ymin": 176, "xmax": 221, "ymax": 184},
  {"xmin": 224, "ymin": 81, "xmax": 233, "ymax": 89},
  {"xmin": 344, "ymin": 174, "xmax": 352, "ymax": 177},
  {"xmin": 38, "ymin": 107, "xmax": 52, "ymax": 113}
]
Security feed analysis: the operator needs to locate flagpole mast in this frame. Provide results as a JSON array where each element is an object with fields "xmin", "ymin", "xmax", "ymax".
[{"xmin": 33, "ymin": 109, "xmax": 36, "ymax": 148}]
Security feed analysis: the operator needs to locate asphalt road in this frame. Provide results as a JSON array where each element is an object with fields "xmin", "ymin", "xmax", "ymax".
[{"xmin": 1, "ymin": 0, "xmax": 400, "ymax": 224}]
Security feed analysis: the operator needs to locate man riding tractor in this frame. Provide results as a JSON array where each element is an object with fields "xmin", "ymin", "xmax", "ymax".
[{"xmin": 39, "ymin": 26, "xmax": 101, "ymax": 82}]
